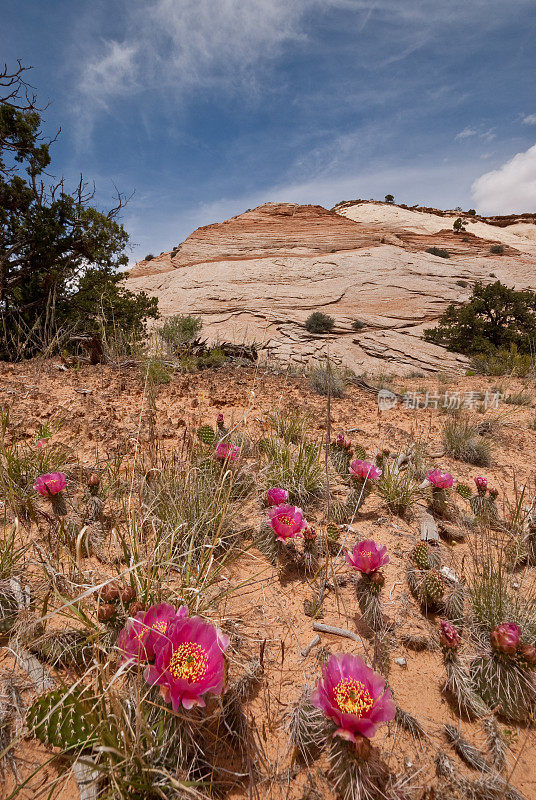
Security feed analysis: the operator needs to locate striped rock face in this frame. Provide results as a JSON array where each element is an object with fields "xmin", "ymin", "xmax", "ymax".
[{"xmin": 126, "ymin": 201, "xmax": 536, "ymax": 374}]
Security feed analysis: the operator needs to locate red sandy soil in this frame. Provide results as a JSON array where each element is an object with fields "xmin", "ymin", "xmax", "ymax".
[{"xmin": 1, "ymin": 358, "xmax": 535, "ymax": 799}]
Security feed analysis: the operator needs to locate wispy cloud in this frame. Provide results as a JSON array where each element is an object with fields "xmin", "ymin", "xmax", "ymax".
[
  {"xmin": 522, "ymin": 113, "xmax": 536, "ymax": 125},
  {"xmin": 472, "ymin": 144, "xmax": 536, "ymax": 213},
  {"xmin": 455, "ymin": 126, "xmax": 495, "ymax": 142}
]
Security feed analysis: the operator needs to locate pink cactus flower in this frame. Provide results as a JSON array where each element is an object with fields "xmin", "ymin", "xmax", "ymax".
[
  {"xmin": 345, "ymin": 540, "xmax": 389, "ymax": 575},
  {"xmin": 490, "ymin": 622, "xmax": 522, "ymax": 656},
  {"xmin": 35, "ymin": 439, "xmax": 47, "ymax": 448},
  {"xmin": 439, "ymin": 619, "xmax": 460, "ymax": 650},
  {"xmin": 118, "ymin": 603, "xmax": 188, "ymax": 664},
  {"xmin": 474, "ymin": 476, "xmax": 488, "ymax": 493},
  {"xmin": 336, "ymin": 433, "xmax": 352, "ymax": 450},
  {"xmin": 33, "ymin": 472, "xmax": 67, "ymax": 497},
  {"xmin": 310, "ymin": 653, "xmax": 396, "ymax": 742},
  {"xmin": 426, "ymin": 469, "xmax": 454, "ymax": 489},
  {"xmin": 145, "ymin": 615, "xmax": 229, "ymax": 710},
  {"xmin": 217, "ymin": 413, "xmax": 224, "ymax": 424},
  {"xmin": 268, "ymin": 504, "xmax": 305, "ymax": 542},
  {"xmin": 215, "ymin": 442, "xmax": 240, "ymax": 461},
  {"xmin": 266, "ymin": 486, "xmax": 289, "ymax": 506},
  {"xmin": 349, "ymin": 459, "xmax": 382, "ymax": 481}
]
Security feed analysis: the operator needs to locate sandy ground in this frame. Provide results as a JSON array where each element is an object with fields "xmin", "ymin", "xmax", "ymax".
[{"xmin": 1, "ymin": 358, "xmax": 535, "ymax": 799}]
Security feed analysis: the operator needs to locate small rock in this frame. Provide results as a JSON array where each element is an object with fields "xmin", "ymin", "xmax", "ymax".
[{"xmin": 395, "ymin": 657, "xmax": 407, "ymax": 667}]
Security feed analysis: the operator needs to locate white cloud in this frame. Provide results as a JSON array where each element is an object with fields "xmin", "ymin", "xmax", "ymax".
[
  {"xmin": 471, "ymin": 144, "xmax": 536, "ymax": 214},
  {"xmin": 522, "ymin": 113, "xmax": 536, "ymax": 125},
  {"xmin": 455, "ymin": 126, "xmax": 495, "ymax": 142},
  {"xmin": 455, "ymin": 127, "xmax": 478, "ymax": 140}
]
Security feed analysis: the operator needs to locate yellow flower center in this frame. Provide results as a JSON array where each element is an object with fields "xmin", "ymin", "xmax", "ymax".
[
  {"xmin": 278, "ymin": 515, "xmax": 293, "ymax": 528},
  {"xmin": 137, "ymin": 619, "xmax": 168, "ymax": 642},
  {"xmin": 168, "ymin": 642, "xmax": 209, "ymax": 683},
  {"xmin": 333, "ymin": 678, "xmax": 374, "ymax": 716}
]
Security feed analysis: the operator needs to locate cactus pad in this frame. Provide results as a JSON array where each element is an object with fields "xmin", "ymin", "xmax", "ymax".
[
  {"xmin": 27, "ymin": 687, "xmax": 99, "ymax": 751},
  {"xmin": 197, "ymin": 425, "xmax": 216, "ymax": 445}
]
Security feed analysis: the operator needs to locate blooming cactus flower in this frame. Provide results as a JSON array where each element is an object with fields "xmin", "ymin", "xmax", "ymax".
[
  {"xmin": 439, "ymin": 619, "xmax": 460, "ymax": 650},
  {"xmin": 426, "ymin": 469, "xmax": 454, "ymax": 489},
  {"xmin": 490, "ymin": 622, "xmax": 522, "ymax": 656},
  {"xmin": 345, "ymin": 540, "xmax": 389, "ymax": 575},
  {"xmin": 310, "ymin": 653, "xmax": 395, "ymax": 742},
  {"xmin": 268, "ymin": 504, "xmax": 305, "ymax": 542},
  {"xmin": 33, "ymin": 472, "xmax": 67, "ymax": 496},
  {"xmin": 349, "ymin": 460, "xmax": 382, "ymax": 481},
  {"xmin": 474, "ymin": 476, "xmax": 488, "ymax": 493},
  {"xmin": 215, "ymin": 442, "xmax": 240, "ymax": 461},
  {"xmin": 266, "ymin": 486, "xmax": 289, "ymax": 506},
  {"xmin": 336, "ymin": 433, "xmax": 352, "ymax": 450},
  {"xmin": 145, "ymin": 615, "xmax": 229, "ymax": 710},
  {"xmin": 118, "ymin": 603, "xmax": 189, "ymax": 663}
]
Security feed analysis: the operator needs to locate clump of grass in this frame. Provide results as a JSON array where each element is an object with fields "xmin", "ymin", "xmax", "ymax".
[
  {"xmin": 503, "ymin": 391, "xmax": 532, "ymax": 406},
  {"xmin": 0, "ymin": 407, "xmax": 71, "ymax": 517},
  {"xmin": 490, "ymin": 244, "xmax": 504, "ymax": 255},
  {"xmin": 263, "ymin": 436, "xmax": 323, "ymax": 504},
  {"xmin": 376, "ymin": 459, "xmax": 420, "ymax": 516},
  {"xmin": 442, "ymin": 417, "xmax": 492, "ymax": 466},
  {"xmin": 308, "ymin": 365, "xmax": 346, "ymax": 398},
  {"xmin": 351, "ymin": 319, "xmax": 365, "ymax": 331},
  {"xmin": 268, "ymin": 408, "xmax": 311, "ymax": 444},
  {"xmin": 143, "ymin": 354, "xmax": 172, "ymax": 385}
]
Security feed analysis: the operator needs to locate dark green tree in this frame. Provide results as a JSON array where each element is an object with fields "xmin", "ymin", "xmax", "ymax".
[
  {"xmin": 424, "ymin": 281, "xmax": 536, "ymax": 355},
  {"xmin": 0, "ymin": 63, "xmax": 158, "ymax": 359}
]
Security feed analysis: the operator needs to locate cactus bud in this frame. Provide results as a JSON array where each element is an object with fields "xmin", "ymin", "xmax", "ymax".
[
  {"xmin": 128, "ymin": 601, "xmax": 145, "ymax": 616},
  {"xmin": 490, "ymin": 623, "xmax": 521, "ymax": 656},
  {"xmin": 439, "ymin": 619, "xmax": 460, "ymax": 650},
  {"xmin": 121, "ymin": 586, "xmax": 136, "ymax": 605},
  {"xmin": 100, "ymin": 582, "xmax": 121, "ymax": 603},
  {"xmin": 518, "ymin": 643, "xmax": 536, "ymax": 667},
  {"xmin": 97, "ymin": 603, "xmax": 116, "ymax": 622}
]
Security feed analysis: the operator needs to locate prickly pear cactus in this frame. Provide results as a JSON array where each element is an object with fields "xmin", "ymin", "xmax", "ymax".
[
  {"xmin": 471, "ymin": 655, "xmax": 536, "ymax": 723},
  {"xmin": 443, "ymin": 582, "xmax": 466, "ymax": 626},
  {"xmin": 328, "ymin": 444, "xmax": 351, "ymax": 477},
  {"xmin": 353, "ymin": 444, "xmax": 367, "ymax": 461},
  {"xmin": 504, "ymin": 538, "xmax": 528, "ymax": 569},
  {"xmin": 329, "ymin": 501, "xmax": 350, "ymax": 525},
  {"xmin": 417, "ymin": 569, "xmax": 445, "ymax": 610},
  {"xmin": 27, "ymin": 688, "xmax": 98, "ymax": 751},
  {"xmin": 410, "ymin": 542, "xmax": 433, "ymax": 570},
  {"xmin": 197, "ymin": 425, "xmax": 216, "ymax": 446},
  {"xmin": 345, "ymin": 488, "xmax": 368, "ymax": 514},
  {"xmin": 456, "ymin": 483, "xmax": 473, "ymax": 500},
  {"xmin": 0, "ymin": 582, "xmax": 19, "ymax": 634}
]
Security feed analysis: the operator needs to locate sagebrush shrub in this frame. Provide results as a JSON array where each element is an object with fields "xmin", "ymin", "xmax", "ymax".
[
  {"xmin": 305, "ymin": 312, "xmax": 335, "ymax": 334},
  {"xmin": 426, "ymin": 246, "xmax": 450, "ymax": 258},
  {"xmin": 308, "ymin": 365, "xmax": 346, "ymax": 397},
  {"xmin": 159, "ymin": 314, "xmax": 203, "ymax": 351}
]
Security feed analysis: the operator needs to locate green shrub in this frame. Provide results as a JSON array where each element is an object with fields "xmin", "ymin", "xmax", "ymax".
[
  {"xmin": 426, "ymin": 247, "xmax": 450, "ymax": 259},
  {"xmin": 467, "ymin": 209, "xmax": 476, "ymax": 216},
  {"xmin": 144, "ymin": 355, "xmax": 172, "ymax": 385},
  {"xmin": 305, "ymin": 312, "xmax": 335, "ymax": 334},
  {"xmin": 351, "ymin": 319, "xmax": 366, "ymax": 331},
  {"xmin": 425, "ymin": 281, "xmax": 536, "ymax": 357},
  {"xmin": 490, "ymin": 244, "xmax": 504, "ymax": 255},
  {"xmin": 308, "ymin": 365, "xmax": 346, "ymax": 397},
  {"xmin": 159, "ymin": 314, "xmax": 203, "ymax": 351},
  {"xmin": 145, "ymin": 254, "xmax": 155, "ymax": 261},
  {"xmin": 385, "ymin": 194, "xmax": 394, "ymax": 203},
  {"xmin": 456, "ymin": 280, "xmax": 469, "ymax": 288}
]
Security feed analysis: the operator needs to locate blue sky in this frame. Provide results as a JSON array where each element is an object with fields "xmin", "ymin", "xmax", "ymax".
[{"xmin": 4, "ymin": 0, "xmax": 536, "ymax": 261}]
